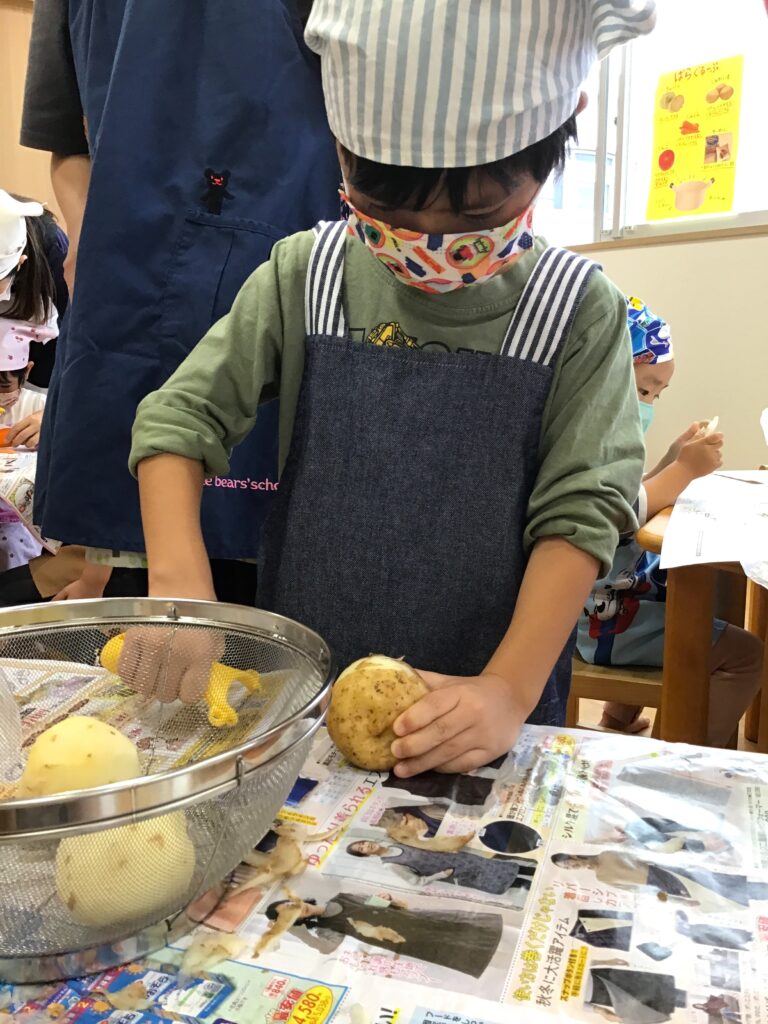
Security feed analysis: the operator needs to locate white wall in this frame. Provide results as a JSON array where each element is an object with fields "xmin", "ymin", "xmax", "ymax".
[{"xmin": 585, "ymin": 234, "xmax": 768, "ymax": 470}]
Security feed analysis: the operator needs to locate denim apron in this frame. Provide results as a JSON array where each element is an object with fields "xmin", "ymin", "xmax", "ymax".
[
  {"xmin": 34, "ymin": 0, "xmax": 339, "ymax": 559},
  {"xmin": 259, "ymin": 223, "xmax": 598, "ymax": 724}
]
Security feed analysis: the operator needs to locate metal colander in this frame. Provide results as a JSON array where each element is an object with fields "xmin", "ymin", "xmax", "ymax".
[{"xmin": 0, "ymin": 598, "xmax": 334, "ymax": 983}]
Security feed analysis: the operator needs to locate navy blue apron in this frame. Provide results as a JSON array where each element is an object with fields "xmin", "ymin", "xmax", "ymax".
[
  {"xmin": 35, "ymin": 0, "xmax": 339, "ymax": 559},
  {"xmin": 258, "ymin": 223, "xmax": 598, "ymax": 724}
]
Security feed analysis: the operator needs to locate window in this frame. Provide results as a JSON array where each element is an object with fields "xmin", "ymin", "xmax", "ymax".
[{"xmin": 537, "ymin": 0, "xmax": 768, "ymax": 247}]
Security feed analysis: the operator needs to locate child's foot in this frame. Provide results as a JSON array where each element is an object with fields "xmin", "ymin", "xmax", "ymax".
[{"xmin": 599, "ymin": 702, "xmax": 651, "ymax": 734}]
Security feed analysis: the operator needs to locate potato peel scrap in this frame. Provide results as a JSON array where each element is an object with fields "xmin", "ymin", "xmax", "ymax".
[
  {"xmin": 181, "ymin": 932, "xmax": 247, "ymax": 974},
  {"xmin": 97, "ymin": 982, "xmax": 152, "ymax": 1011},
  {"xmin": 306, "ymin": 825, "xmax": 342, "ymax": 844},
  {"xmin": 253, "ymin": 899, "xmax": 304, "ymax": 957},
  {"xmin": 237, "ymin": 834, "xmax": 306, "ymax": 892},
  {"xmin": 385, "ymin": 816, "xmax": 474, "ymax": 852},
  {"xmin": 348, "ymin": 918, "xmax": 405, "ymax": 944}
]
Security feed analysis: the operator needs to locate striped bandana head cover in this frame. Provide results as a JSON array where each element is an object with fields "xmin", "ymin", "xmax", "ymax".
[{"xmin": 306, "ymin": 1, "xmax": 656, "ymax": 168}]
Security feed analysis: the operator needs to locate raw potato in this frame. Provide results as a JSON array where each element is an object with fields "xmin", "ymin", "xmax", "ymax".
[
  {"xmin": 327, "ymin": 655, "xmax": 427, "ymax": 771},
  {"xmin": 669, "ymin": 94, "xmax": 684, "ymax": 113},
  {"xmin": 719, "ymin": 84, "xmax": 734, "ymax": 100},
  {"xmin": 56, "ymin": 811, "xmax": 195, "ymax": 927},
  {"xmin": 706, "ymin": 88, "xmax": 720, "ymax": 103},
  {"xmin": 17, "ymin": 716, "xmax": 141, "ymax": 798},
  {"xmin": 660, "ymin": 91, "xmax": 675, "ymax": 110}
]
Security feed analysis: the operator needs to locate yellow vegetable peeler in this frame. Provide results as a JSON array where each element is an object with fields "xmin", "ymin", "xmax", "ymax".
[{"xmin": 99, "ymin": 633, "xmax": 261, "ymax": 728}]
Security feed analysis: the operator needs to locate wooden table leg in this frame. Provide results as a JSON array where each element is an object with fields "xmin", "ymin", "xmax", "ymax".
[
  {"xmin": 745, "ymin": 696, "xmax": 762, "ymax": 743},
  {"xmin": 744, "ymin": 579, "xmax": 768, "ymax": 743},
  {"xmin": 660, "ymin": 564, "xmax": 716, "ymax": 745},
  {"xmin": 758, "ymin": 647, "xmax": 768, "ymax": 754}
]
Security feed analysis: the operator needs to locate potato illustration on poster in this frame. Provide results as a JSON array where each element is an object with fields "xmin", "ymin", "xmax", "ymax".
[{"xmin": 646, "ymin": 55, "xmax": 744, "ymax": 220}]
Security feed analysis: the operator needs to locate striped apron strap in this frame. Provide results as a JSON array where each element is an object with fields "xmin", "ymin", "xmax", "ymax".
[
  {"xmin": 500, "ymin": 247, "xmax": 600, "ymax": 367},
  {"xmin": 305, "ymin": 220, "xmax": 348, "ymax": 338}
]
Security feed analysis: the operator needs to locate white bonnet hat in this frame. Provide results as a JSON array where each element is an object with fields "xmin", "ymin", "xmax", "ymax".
[
  {"xmin": 306, "ymin": 0, "xmax": 656, "ymax": 168},
  {"xmin": 0, "ymin": 190, "xmax": 43, "ymax": 280}
]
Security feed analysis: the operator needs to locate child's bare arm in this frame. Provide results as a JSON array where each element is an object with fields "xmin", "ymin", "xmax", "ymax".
[
  {"xmin": 644, "ymin": 431, "xmax": 723, "ymax": 518},
  {"xmin": 115, "ymin": 454, "xmax": 221, "ymax": 704},
  {"xmin": 392, "ymin": 538, "xmax": 599, "ymax": 776},
  {"xmin": 138, "ymin": 453, "xmax": 215, "ymax": 601}
]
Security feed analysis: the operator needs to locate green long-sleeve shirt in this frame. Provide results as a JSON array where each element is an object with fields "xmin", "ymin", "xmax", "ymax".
[{"xmin": 130, "ymin": 232, "xmax": 644, "ymax": 575}]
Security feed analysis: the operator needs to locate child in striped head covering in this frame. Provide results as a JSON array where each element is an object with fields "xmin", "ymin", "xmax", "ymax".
[
  {"xmin": 577, "ymin": 298, "xmax": 761, "ymax": 743},
  {"xmin": 131, "ymin": 3, "xmax": 659, "ymax": 773}
]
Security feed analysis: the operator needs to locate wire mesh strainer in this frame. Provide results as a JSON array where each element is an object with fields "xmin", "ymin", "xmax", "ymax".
[{"xmin": 0, "ymin": 598, "xmax": 334, "ymax": 983}]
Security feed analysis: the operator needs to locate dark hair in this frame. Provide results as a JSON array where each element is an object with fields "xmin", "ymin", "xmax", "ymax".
[
  {"xmin": 347, "ymin": 843, "xmax": 370, "ymax": 858},
  {"xmin": 2, "ymin": 196, "xmax": 57, "ymax": 325},
  {"xmin": 340, "ymin": 114, "xmax": 578, "ymax": 214},
  {"xmin": 0, "ymin": 369, "xmax": 27, "ymax": 389},
  {"xmin": 551, "ymin": 852, "xmax": 585, "ymax": 866},
  {"xmin": 265, "ymin": 898, "xmax": 318, "ymax": 925}
]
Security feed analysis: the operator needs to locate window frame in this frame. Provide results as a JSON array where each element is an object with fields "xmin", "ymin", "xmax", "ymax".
[{"xmin": 588, "ymin": 48, "xmax": 768, "ymax": 247}]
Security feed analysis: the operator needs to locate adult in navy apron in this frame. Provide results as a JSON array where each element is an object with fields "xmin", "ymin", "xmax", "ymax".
[
  {"xmin": 259, "ymin": 223, "xmax": 598, "ymax": 724},
  {"xmin": 35, "ymin": 0, "xmax": 339, "ymax": 560}
]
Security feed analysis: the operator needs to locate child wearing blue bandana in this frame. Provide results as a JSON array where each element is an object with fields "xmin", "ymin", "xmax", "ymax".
[{"xmin": 577, "ymin": 297, "xmax": 762, "ymax": 744}]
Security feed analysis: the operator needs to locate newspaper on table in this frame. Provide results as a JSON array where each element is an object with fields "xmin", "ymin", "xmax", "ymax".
[
  {"xmin": 157, "ymin": 726, "xmax": 768, "ymax": 1024},
  {"xmin": 660, "ymin": 471, "xmax": 768, "ymax": 589},
  {"xmin": 0, "ymin": 451, "xmax": 60, "ymax": 554},
  {"xmin": 5, "ymin": 653, "xmax": 768, "ymax": 1024}
]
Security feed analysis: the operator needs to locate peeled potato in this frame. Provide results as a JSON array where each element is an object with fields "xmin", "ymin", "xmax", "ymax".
[
  {"xmin": 327, "ymin": 655, "xmax": 427, "ymax": 770},
  {"xmin": 17, "ymin": 716, "xmax": 141, "ymax": 798},
  {"xmin": 56, "ymin": 811, "xmax": 195, "ymax": 927}
]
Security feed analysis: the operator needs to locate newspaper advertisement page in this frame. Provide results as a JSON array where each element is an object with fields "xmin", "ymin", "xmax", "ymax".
[
  {"xmin": 158, "ymin": 727, "xmax": 768, "ymax": 1023},
  {"xmin": 507, "ymin": 732, "xmax": 768, "ymax": 1022}
]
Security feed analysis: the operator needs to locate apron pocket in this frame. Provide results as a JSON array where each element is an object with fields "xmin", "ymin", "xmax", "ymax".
[{"xmin": 159, "ymin": 211, "xmax": 283, "ymax": 374}]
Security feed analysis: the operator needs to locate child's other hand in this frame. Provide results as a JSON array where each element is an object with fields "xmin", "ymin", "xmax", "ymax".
[
  {"xmin": 54, "ymin": 577, "xmax": 107, "ymax": 602},
  {"xmin": 7, "ymin": 411, "xmax": 43, "ymax": 450},
  {"xmin": 676, "ymin": 430, "xmax": 723, "ymax": 479},
  {"xmin": 665, "ymin": 422, "xmax": 701, "ymax": 463},
  {"xmin": 391, "ymin": 672, "xmax": 527, "ymax": 776}
]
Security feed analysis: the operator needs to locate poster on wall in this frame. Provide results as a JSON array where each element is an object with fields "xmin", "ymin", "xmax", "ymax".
[{"xmin": 646, "ymin": 55, "xmax": 743, "ymax": 221}]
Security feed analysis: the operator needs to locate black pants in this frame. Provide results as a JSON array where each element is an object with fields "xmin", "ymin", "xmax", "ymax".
[{"xmin": 0, "ymin": 560, "xmax": 258, "ymax": 609}]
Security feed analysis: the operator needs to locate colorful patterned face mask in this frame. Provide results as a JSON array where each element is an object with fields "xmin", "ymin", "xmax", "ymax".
[{"xmin": 341, "ymin": 192, "xmax": 536, "ymax": 294}]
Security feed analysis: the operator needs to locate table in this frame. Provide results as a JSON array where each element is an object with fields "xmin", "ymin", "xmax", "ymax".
[{"xmin": 637, "ymin": 507, "xmax": 768, "ymax": 751}]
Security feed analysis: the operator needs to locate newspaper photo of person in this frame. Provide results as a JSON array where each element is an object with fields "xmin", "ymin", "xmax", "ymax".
[
  {"xmin": 586, "ymin": 967, "xmax": 687, "ymax": 1024},
  {"xmin": 263, "ymin": 892, "xmax": 504, "ymax": 979},
  {"xmin": 345, "ymin": 839, "xmax": 537, "ymax": 897},
  {"xmin": 551, "ymin": 852, "xmax": 768, "ymax": 915}
]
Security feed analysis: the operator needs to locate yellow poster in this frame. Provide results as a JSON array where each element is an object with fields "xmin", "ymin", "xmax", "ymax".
[{"xmin": 646, "ymin": 55, "xmax": 743, "ymax": 221}]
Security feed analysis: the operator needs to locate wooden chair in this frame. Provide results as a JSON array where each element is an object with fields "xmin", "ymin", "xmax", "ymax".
[{"xmin": 567, "ymin": 653, "xmax": 663, "ymax": 738}]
